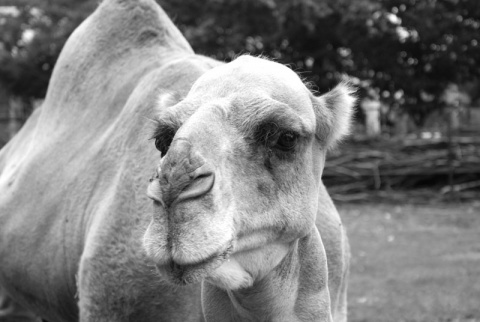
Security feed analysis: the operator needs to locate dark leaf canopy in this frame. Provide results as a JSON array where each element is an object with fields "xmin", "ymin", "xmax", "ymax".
[{"xmin": 1, "ymin": 0, "xmax": 478, "ymax": 122}]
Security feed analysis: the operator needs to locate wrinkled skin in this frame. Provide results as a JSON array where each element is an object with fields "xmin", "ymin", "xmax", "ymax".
[{"xmin": 0, "ymin": 0, "xmax": 353, "ymax": 321}]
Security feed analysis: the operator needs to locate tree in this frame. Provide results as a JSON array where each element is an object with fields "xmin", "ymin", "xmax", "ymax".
[
  {"xmin": 1, "ymin": 0, "xmax": 478, "ymax": 125},
  {"xmin": 161, "ymin": 0, "xmax": 480, "ymax": 124},
  {"xmin": 0, "ymin": 0, "xmax": 96, "ymax": 100},
  {"xmin": 349, "ymin": 0, "xmax": 480, "ymax": 123}
]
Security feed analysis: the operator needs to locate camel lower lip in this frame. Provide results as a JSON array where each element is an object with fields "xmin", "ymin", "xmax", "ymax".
[{"xmin": 156, "ymin": 244, "xmax": 233, "ymax": 285}]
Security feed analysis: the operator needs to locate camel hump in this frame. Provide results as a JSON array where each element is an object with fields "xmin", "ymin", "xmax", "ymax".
[{"xmin": 43, "ymin": 0, "xmax": 193, "ymax": 123}]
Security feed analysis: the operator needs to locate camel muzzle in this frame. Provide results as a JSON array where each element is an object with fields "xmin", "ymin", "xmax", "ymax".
[{"xmin": 158, "ymin": 138, "xmax": 215, "ymax": 208}]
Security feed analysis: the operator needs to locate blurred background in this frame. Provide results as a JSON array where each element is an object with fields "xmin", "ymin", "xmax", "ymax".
[{"xmin": 0, "ymin": 0, "xmax": 479, "ymax": 321}]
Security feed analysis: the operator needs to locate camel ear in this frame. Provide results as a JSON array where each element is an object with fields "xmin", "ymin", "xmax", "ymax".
[{"xmin": 311, "ymin": 81, "xmax": 356, "ymax": 149}]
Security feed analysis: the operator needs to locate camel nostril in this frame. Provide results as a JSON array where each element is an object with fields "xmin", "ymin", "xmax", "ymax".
[
  {"xmin": 156, "ymin": 138, "xmax": 215, "ymax": 207},
  {"xmin": 174, "ymin": 170, "xmax": 215, "ymax": 205},
  {"xmin": 195, "ymin": 173, "xmax": 212, "ymax": 181}
]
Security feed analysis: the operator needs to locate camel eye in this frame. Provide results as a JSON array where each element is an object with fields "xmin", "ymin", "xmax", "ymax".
[
  {"xmin": 276, "ymin": 132, "xmax": 298, "ymax": 151},
  {"xmin": 154, "ymin": 137, "xmax": 167, "ymax": 156},
  {"xmin": 154, "ymin": 128, "xmax": 175, "ymax": 157}
]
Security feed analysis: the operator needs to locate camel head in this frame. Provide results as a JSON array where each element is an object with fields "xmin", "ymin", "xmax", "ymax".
[{"xmin": 143, "ymin": 55, "xmax": 355, "ymax": 290}]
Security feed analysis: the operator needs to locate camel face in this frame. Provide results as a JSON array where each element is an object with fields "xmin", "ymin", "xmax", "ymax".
[{"xmin": 143, "ymin": 55, "xmax": 354, "ymax": 289}]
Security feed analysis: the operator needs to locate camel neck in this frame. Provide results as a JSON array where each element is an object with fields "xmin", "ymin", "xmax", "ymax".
[{"xmin": 202, "ymin": 229, "xmax": 333, "ymax": 321}]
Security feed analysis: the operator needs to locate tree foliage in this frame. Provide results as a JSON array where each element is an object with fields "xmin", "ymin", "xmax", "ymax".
[
  {"xmin": 161, "ymin": 0, "xmax": 480, "ymax": 124},
  {"xmin": 0, "ymin": 0, "xmax": 96, "ymax": 99},
  {"xmin": 0, "ymin": 0, "xmax": 478, "ymax": 123}
]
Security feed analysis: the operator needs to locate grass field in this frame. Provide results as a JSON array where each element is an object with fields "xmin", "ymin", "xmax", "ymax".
[{"xmin": 339, "ymin": 201, "xmax": 480, "ymax": 322}]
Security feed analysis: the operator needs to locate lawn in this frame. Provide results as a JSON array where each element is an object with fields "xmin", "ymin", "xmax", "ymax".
[{"xmin": 339, "ymin": 201, "xmax": 480, "ymax": 322}]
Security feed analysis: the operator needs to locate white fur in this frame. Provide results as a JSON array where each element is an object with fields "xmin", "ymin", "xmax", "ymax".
[
  {"xmin": 206, "ymin": 258, "xmax": 254, "ymax": 290},
  {"xmin": 314, "ymin": 80, "xmax": 357, "ymax": 148},
  {"xmin": 157, "ymin": 92, "xmax": 178, "ymax": 109}
]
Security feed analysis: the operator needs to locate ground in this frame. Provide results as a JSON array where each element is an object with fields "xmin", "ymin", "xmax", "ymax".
[{"xmin": 339, "ymin": 201, "xmax": 480, "ymax": 322}]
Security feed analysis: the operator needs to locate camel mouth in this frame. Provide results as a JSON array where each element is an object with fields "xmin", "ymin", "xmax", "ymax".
[{"xmin": 156, "ymin": 243, "xmax": 234, "ymax": 285}]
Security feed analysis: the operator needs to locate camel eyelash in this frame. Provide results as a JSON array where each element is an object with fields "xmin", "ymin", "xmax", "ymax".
[
  {"xmin": 150, "ymin": 123, "xmax": 177, "ymax": 156},
  {"xmin": 254, "ymin": 122, "xmax": 300, "ymax": 145},
  {"xmin": 253, "ymin": 122, "xmax": 282, "ymax": 147}
]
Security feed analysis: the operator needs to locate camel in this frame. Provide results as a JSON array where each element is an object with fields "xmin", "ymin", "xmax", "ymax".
[{"xmin": 0, "ymin": 0, "xmax": 354, "ymax": 321}]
